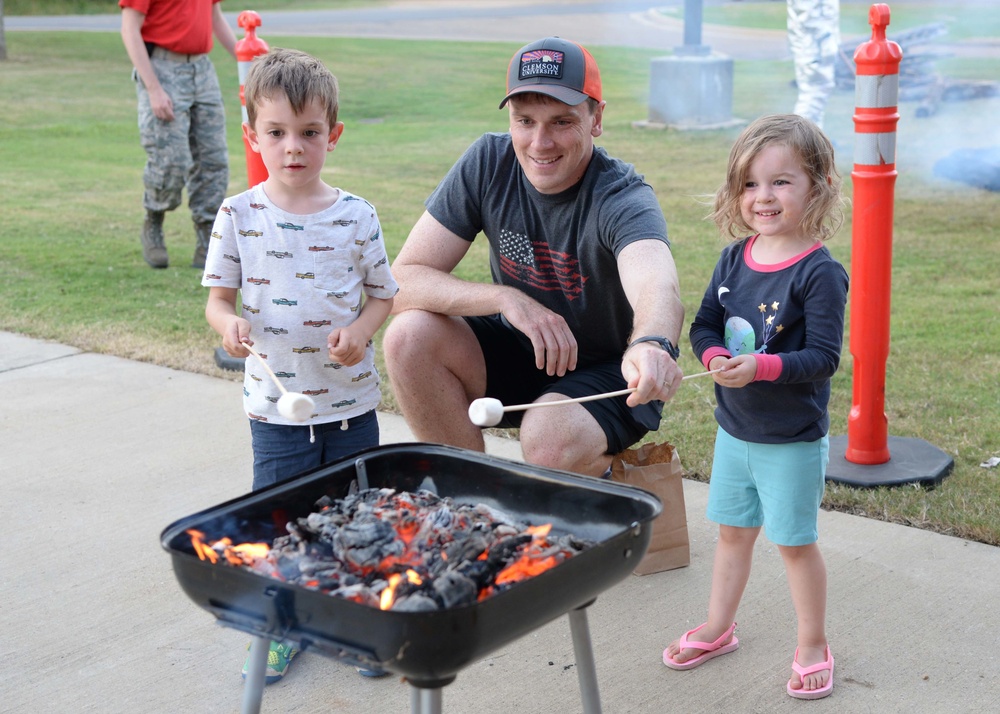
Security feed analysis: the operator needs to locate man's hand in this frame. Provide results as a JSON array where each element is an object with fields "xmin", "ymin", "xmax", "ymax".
[
  {"xmin": 500, "ymin": 292, "xmax": 578, "ymax": 376},
  {"xmin": 622, "ymin": 341, "xmax": 684, "ymax": 406}
]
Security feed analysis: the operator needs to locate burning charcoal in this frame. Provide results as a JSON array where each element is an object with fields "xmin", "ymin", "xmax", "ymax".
[
  {"xmin": 432, "ymin": 571, "xmax": 478, "ymax": 609},
  {"xmin": 334, "ymin": 582, "xmax": 380, "ymax": 609},
  {"xmin": 391, "ymin": 593, "xmax": 438, "ymax": 612},
  {"xmin": 331, "ymin": 514, "xmax": 403, "ymax": 569},
  {"xmin": 191, "ymin": 486, "xmax": 592, "ymax": 611},
  {"xmin": 472, "ymin": 503, "xmax": 520, "ymax": 527},
  {"xmin": 443, "ymin": 533, "xmax": 490, "ymax": 565},
  {"xmin": 486, "ymin": 534, "xmax": 532, "ymax": 567}
]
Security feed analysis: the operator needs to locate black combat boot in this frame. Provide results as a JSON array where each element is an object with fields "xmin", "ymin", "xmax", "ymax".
[
  {"xmin": 192, "ymin": 221, "xmax": 213, "ymax": 269},
  {"xmin": 141, "ymin": 211, "xmax": 168, "ymax": 269}
]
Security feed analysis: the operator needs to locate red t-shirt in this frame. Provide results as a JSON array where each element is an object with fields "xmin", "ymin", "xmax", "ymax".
[{"xmin": 120, "ymin": 0, "xmax": 221, "ymax": 55}]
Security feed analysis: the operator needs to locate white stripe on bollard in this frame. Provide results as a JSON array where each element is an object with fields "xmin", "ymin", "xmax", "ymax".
[
  {"xmin": 854, "ymin": 74, "xmax": 899, "ymax": 108},
  {"xmin": 853, "ymin": 132, "xmax": 896, "ymax": 166}
]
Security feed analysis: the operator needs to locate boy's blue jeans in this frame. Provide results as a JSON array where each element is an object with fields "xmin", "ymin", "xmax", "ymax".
[{"xmin": 249, "ymin": 410, "xmax": 379, "ymax": 491}]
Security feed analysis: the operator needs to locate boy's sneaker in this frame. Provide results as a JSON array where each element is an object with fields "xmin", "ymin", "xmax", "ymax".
[
  {"xmin": 357, "ymin": 666, "xmax": 389, "ymax": 678},
  {"xmin": 242, "ymin": 640, "xmax": 297, "ymax": 684}
]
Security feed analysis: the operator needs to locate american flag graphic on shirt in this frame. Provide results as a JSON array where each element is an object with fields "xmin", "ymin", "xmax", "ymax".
[{"xmin": 498, "ymin": 229, "xmax": 586, "ymax": 300}]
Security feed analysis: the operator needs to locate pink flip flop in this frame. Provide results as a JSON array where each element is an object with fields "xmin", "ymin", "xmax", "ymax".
[
  {"xmin": 787, "ymin": 646, "xmax": 834, "ymax": 700},
  {"xmin": 662, "ymin": 622, "xmax": 739, "ymax": 670}
]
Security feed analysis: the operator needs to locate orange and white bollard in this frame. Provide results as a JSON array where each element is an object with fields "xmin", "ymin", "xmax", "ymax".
[
  {"xmin": 844, "ymin": 3, "xmax": 901, "ymax": 465},
  {"xmin": 236, "ymin": 11, "xmax": 269, "ymax": 188}
]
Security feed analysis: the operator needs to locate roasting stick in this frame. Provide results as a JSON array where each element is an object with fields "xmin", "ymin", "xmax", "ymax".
[
  {"xmin": 468, "ymin": 368, "xmax": 723, "ymax": 427},
  {"xmin": 241, "ymin": 341, "xmax": 316, "ymax": 423}
]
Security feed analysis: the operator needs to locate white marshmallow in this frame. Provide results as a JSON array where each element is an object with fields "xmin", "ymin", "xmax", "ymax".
[
  {"xmin": 468, "ymin": 398, "xmax": 504, "ymax": 427},
  {"xmin": 278, "ymin": 392, "xmax": 315, "ymax": 422}
]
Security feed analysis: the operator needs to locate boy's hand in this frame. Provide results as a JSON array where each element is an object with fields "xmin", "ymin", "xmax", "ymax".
[
  {"xmin": 327, "ymin": 326, "xmax": 367, "ymax": 366},
  {"xmin": 221, "ymin": 317, "xmax": 253, "ymax": 357}
]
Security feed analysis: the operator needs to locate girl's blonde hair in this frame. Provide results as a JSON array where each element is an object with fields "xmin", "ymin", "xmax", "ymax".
[{"xmin": 711, "ymin": 114, "xmax": 843, "ymax": 242}]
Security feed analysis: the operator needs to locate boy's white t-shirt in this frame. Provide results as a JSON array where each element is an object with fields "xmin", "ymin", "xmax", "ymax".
[{"xmin": 203, "ymin": 184, "xmax": 399, "ymax": 426}]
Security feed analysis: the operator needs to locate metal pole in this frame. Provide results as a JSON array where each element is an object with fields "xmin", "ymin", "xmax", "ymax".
[
  {"xmin": 677, "ymin": 0, "xmax": 710, "ymax": 56},
  {"xmin": 240, "ymin": 635, "xmax": 268, "ymax": 714},
  {"xmin": 568, "ymin": 606, "xmax": 602, "ymax": 714},
  {"xmin": 409, "ymin": 684, "xmax": 443, "ymax": 714}
]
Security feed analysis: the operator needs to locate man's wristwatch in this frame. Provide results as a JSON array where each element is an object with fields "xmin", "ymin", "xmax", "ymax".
[{"xmin": 626, "ymin": 335, "xmax": 680, "ymax": 361}]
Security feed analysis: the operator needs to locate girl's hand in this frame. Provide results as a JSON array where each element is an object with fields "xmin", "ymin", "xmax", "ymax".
[{"xmin": 711, "ymin": 354, "xmax": 756, "ymax": 388}]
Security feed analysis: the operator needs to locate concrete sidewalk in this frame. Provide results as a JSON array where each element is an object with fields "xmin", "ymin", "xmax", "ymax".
[{"xmin": 2, "ymin": 330, "xmax": 998, "ymax": 713}]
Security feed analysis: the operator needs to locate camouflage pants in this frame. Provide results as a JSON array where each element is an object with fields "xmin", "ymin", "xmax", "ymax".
[
  {"xmin": 135, "ymin": 55, "xmax": 229, "ymax": 224},
  {"xmin": 787, "ymin": 0, "xmax": 840, "ymax": 128}
]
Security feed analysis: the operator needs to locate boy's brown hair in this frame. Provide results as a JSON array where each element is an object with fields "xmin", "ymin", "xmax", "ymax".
[{"xmin": 244, "ymin": 48, "xmax": 339, "ymax": 129}]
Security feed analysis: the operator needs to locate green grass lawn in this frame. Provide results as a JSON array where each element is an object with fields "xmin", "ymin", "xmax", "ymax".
[{"xmin": 1, "ymin": 27, "xmax": 998, "ymax": 545}]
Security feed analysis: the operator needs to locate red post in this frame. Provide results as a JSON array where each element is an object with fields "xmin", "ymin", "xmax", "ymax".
[
  {"xmin": 845, "ymin": 4, "xmax": 902, "ymax": 465},
  {"xmin": 235, "ymin": 11, "xmax": 269, "ymax": 189}
]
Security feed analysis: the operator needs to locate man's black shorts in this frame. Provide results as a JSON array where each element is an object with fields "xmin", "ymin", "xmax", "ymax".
[{"xmin": 464, "ymin": 314, "xmax": 662, "ymax": 455}]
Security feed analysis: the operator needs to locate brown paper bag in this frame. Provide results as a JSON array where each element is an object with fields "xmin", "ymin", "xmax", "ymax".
[{"xmin": 610, "ymin": 441, "xmax": 690, "ymax": 575}]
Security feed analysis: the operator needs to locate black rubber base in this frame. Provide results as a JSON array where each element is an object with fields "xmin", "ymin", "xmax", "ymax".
[
  {"xmin": 214, "ymin": 347, "xmax": 245, "ymax": 372},
  {"xmin": 826, "ymin": 435, "xmax": 954, "ymax": 488}
]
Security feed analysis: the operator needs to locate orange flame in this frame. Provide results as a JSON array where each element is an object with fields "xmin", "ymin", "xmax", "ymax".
[
  {"xmin": 379, "ymin": 569, "xmax": 423, "ymax": 610},
  {"xmin": 188, "ymin": 529, "xmax": 270, "ymax": 566},
  {"xmin": 493, "ymin": 523, "xmax": 561, "ymax": 586}
]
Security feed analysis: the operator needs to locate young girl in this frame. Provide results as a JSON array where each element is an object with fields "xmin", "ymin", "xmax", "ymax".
[{"xmin": 663, "ymin": 115, "xmax": 848, "ymax": 700}]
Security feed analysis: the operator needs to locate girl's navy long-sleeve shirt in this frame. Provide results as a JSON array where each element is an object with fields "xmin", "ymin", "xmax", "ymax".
[{"xmin": 689, "ymin": 236, "xmax": 849, "ymax": 444}]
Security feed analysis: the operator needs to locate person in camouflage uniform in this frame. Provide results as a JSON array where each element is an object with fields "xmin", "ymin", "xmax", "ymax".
[
  {"xmin": 787, "ymin": 0, "xmax": 840, "ymax": 129},
  {"xmin": 120, "ymin": 0, "xmax": 237, "ymax": 269}
]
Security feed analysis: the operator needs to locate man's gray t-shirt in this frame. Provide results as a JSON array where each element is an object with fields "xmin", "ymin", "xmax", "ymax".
[{"xmin": 425, "ymin": 133, "xmax": 669, "ymax": 366}]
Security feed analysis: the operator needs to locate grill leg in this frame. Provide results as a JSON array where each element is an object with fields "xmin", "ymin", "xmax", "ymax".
[
  {"xmin": 568, "ymin": 606, "xmax": 602, "ymax": 714},
  {"xmin": 409, "ymin": 683, "xmax": 443, "ymax": 714},
  {"xmin": 241, "ymin": 635, "xmax": 269, "ymax": 714}
]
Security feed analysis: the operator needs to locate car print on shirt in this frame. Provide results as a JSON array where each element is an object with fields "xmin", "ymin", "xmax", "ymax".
[
  {"xmin": 247, "ymin": 277, "xmax": 270, "ymax": 285},
  {"xmin": 332, "ymin": 219, "xmax": 357, "ymax": 226},
  {"xmin": 267, "ymin": 250, "xmax": 292, "ymax": 259},
  {"xmin": 264, "ymin": 326, "xmax": 288, "ymax": 335},
  {"xmin": 221, "ymin": 206, "xmax": 232, "ymax": 215},
  {"xmin": 327, "ymin": 291, "xmax": 349, "ymax": 299},
  {"xmin": 276, "ymin": 222, "xmax": 304, "ymax": 231},
  {"xmin": 249, "ymin": 373, "xmax": 262, "ymax": 382},
  {"xmin": 224, "ymin": 253, "xmax": 241, "ymax": 263},
  {"xmin": 295, "ymin": 272, "xmax": 315, "ymax": 280},
  {"xmin": 204, "ymin": 273, "xmax": 222, "ymax": 280},
  {"xmin": 292, "ymin": 346, "xmax": 320, "ymax": 354},
  {"xmin": 324, "ymin": 362, "xmax": 344, "ymax": 369},
  {"xmin": 249, "ymin": 203, "xmax": 266, "ymax": 210},
  {"xmin": 239, "ymin": 229, "xmax": 263, "ymax": 237},
  {"xmin": 273, "ymin": 372, "xmax": 295, "ymax": 379},
  {"xmin": 332, "ymin": 399, "xmax": 357, "ymax": 408},
  {"xmin": 351, "ymin": 371, "xmax": 373, "ymax": 382},
  {"xmin": 368, "ymin": 228, "xmax": 380, "ymax": 242},
  {"xmin": 212, "ymin": 231, "xmax": 224, "ymax": 240},
  {"xmin": 242, "ymin": 304, "xmax": 260, "ymax": 314},
  {"xmin": 302, "ymin": 388, "xmax": 329, "ymax": 396},
  {"xmin": 303, "ymin": 319, "xmax": 331, "ymax": 327},
  {"xmin": 272, "ymin": 297, "xmax": 298, "ymax": 306},
  {"xmin": 248, "ymin": 412, "xmax": 267, "ymax": 421},
  {"xmin": 308, "ymin": 245, "xmax": 335, "ymax": 252}
]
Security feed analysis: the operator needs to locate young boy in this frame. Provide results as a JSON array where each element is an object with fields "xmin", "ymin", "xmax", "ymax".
[{"xmin": 203, "ymin": 48, "xmax": 398, "ymax": 683}]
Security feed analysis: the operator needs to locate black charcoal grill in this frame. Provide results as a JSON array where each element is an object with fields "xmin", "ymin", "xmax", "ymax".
[{"xmin": 161, "ymin": 443, "xmax": 661, "ymax": 713}]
